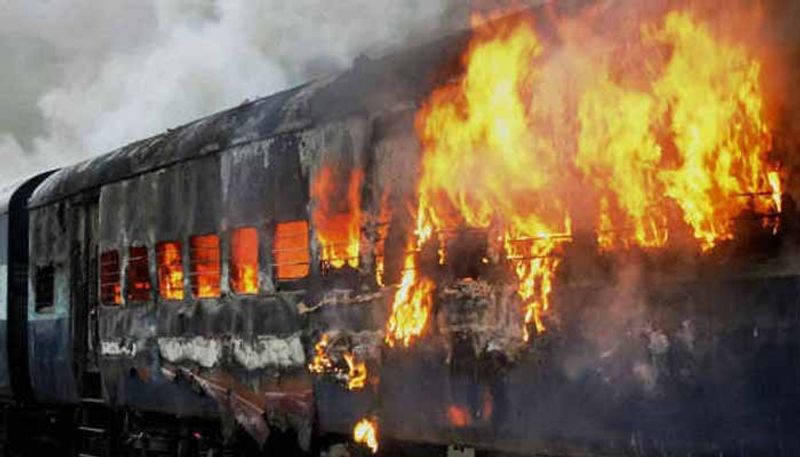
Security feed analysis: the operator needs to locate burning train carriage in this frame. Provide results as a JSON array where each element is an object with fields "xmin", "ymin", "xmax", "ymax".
[
  {"xmin": 3, "ymin": 3, "xmax": 800, "ymax": 456},
  {"xmin": 17, "ymin": 33, "xmax": 460, "ymax": 450}
]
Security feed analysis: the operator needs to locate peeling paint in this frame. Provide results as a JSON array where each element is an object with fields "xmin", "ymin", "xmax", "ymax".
[
  {"xmin": 100, "ymin": 338, "xmax": 140, "ymax": 357},
  {"xmin": 232, "ymin": 333, "xmax": 305, "ymax": 370},
  {"xmin": 158, "ymin": 336, "xmax": 223, "ymax": 369},
  {"xmin": 157, "ymin": 334, "xmax": 306, "ymax": 370}
]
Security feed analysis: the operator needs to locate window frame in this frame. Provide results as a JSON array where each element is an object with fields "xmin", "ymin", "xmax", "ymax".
[
  {"xmin": 34, "ymin": 264, "xmax": 55, "ymax": 313},
  {"xmin": 99, "ymin": 250, "xmax": 122, "ymax": 306},
  {"xmin": 126, "ymin": 245, "xmax": 152, "ymax": 303},
  {"xmin": 156, "ymin": 241, "xmax": 185, "ymax": 301},
  {"xmin": 272, "ymin": 220, "xmax": 311, "ymax": 284},
  {"xmin": 189, "ymin": 233, "xmax": 222, "ymax": 299},
  {"xmin": 229, "ymin": 227, "xmax": 260, "ymax": 295}
]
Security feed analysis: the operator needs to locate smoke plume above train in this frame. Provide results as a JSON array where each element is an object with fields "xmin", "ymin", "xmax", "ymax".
[{"xmin": 0, "ymin": 0, "xmax": 460, "ymax": 182}]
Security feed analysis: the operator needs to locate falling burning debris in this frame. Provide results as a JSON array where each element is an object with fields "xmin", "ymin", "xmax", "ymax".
[
  {"xmin": 307, "ymin": 333, "xmax": 368, "ymax": 391},
  {"xmin": 353, "ymin": 417, "xmax": 379, "ymax": 454},
  {"xmin": 312, "ymin": 164, "xmax": 364, "ymax": 270}
]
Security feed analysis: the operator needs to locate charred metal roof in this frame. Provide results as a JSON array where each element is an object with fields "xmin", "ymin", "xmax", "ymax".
[
  {"xmin": 1, "ymin": 172, "xmax": 54, "ymax": 215},
  {"xmin": 28, "ymin": 31, "xmax": 469, "ymax": 210},
  {"xmin": 0, "ymin": 178, "xmax": 29, "ymax": 215}
]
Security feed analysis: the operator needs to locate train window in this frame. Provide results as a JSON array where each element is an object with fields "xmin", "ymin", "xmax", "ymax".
[
  {"xmin": 34, "ymin": 265, "xmax": 55, "ymax": 313},
  {"xmin": 230, "ymin": 227, "xmax": 259, "ymax": 294},
  {"xmin": 273, "ymin": 220, "xmax": 310, "ymax": 280},
  {"xmin": 189, "ymin": 234, "xmax": 221, "ymax": 298},
  {"xmin": 127, "ymin": 246, "xmax": 151, "ymax": 302},
  {"xmin": 100, "ymin": 251, "xmax": 122, "ymax": 305},
  {"xmin": 156, "ymin": 241, "xmax": 184, "ymax": 300}
]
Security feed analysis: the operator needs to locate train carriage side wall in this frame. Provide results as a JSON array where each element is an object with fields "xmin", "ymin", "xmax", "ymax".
[
  {"xmin": 0, "ymin": 213, "xmax": 10, "ymax": 398},
  {"xmin": 27, "ymin": 200, "xmax": 80, "ymax": 404},
  {"xmin": 97, "ymin": 129, "xmax": 320, "ymax": 420}
]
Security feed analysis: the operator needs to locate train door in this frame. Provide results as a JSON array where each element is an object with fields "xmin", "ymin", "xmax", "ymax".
[{"xmin": 70, "ymin": 193, "xmax": 100, "ymax": 394}]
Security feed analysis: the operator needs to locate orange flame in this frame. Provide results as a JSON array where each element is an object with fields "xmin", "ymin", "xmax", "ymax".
[
  {"xmin": 384, "ymin": 251, "xmax": 435, "ymax": 348},
  {"xmin": 307, "ymin": 333, "xmax": 334, "ymax": 375},
  {"xmin": 447, "ymin": 405, "xmax": 472, "ymax": 428},
  {"xmin": 230, "ymin": 227, "xmax": 259, "ymax": 294},
  {"xmin": 308, "ymin": 333, "xmax": 368, "ymax": 391},
  {"xmin": 157, "ymin": 242, "xmax": 184, "ymax": 300},
  {"xmin": 412, "ymin": 8, "xmax": 780, "ymax": 341},
  {"xmin": 344, "ymin": 353, "xmax": 367, "ymax": 390},
  {"xmin": 190, "ymin": 235, "xmax": 221, "ymax": 299},
  {"xmin": 312, "ymin": 165, "xmax": 363, "ymax": 270},
  {"xmin": 374, "ymin": 193, "xmax": 392, "ymax": 287},
  {"xmin": 415, "ymin": 14, "xmax": 571, "ymax": 340},
  {"xmin": 649, "ymin": 11, "xmax": 775, "ymax": 250},
  {"xmin": 353, "ymin": 417, "xmax": 379, "ymax": 454},
  {"xmin": 768, "ymin": 171, "xmax": 782, "ymax": 214}
]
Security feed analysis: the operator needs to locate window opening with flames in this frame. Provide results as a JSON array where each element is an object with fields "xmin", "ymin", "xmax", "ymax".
[
  {"xmin": 156, "ymin": 241, "xmax": 184, "ymax": 300},
  {"xmin": 100, "ymin": 250, "xmax": 122, "ymax": 306},
  {"xmin": 189, "ymin": 235, "xmax": 221, "ymax": 298},
  {"xmin": 273, "ymin": 221, "xmax": 310, "ymax": 281},
  {"xmin": 311, "ymin": 164, "xmax": 363, "ymax": 274},
  {"xmin": 230, "ymin": 227, "xmax": 259, "ymax": 294},
  {"xmin": 127, "ymin": 246, "xmax": 151, "ymax": 302}
]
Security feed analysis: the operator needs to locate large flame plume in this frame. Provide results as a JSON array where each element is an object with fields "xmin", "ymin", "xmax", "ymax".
[{"xmin": 409, "ymin": 7, "xmax": 780, "ymax": 341}]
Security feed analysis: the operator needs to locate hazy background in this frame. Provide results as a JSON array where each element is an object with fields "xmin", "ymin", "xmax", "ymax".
[
  {"xmin": 0, "ymin": 0, "xmax": 474, "ymax": 182},
  {"xmin": 3, "ymin": 0, "xmax": 796, "ymax": 186}
]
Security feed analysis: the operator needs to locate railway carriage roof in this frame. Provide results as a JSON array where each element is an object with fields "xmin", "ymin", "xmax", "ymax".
[{"xmin": 27, "ymin": 31, "xmax": 467, "ymax": 210}]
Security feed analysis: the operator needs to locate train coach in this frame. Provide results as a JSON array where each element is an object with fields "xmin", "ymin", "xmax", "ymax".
[{"xmin": 2, "ymin": 7, "xmax": 800, "ymax": 457}]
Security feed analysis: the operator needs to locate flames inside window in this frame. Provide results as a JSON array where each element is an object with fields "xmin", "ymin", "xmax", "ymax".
[
  {"xmin": 157, "ymin": 241, "xmax": 184, "ymax": 300},
  {"xmin": 230, "ymin": 227, "xmax": 259, "ymax": 294},
  {"xmin": 311, "ymin": 165, "xmax": 363, "ymax": 271},
  {"xmin": 100, "ymin": 250, "xmax": 122, "ymax": 305},
  {"xmin": 189, "ymin": 234, "xmax": 221, "ymax": 298},
  {"xmin": 127, "ymin": 246, "xmax": 151, "ymax": 302},
  {"xmin": 273, "ymin": 221, "xmax": 310, "ymax": 281}
]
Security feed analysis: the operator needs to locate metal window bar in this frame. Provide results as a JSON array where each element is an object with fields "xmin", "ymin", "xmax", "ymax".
[
  {"xmin": 189, "ymin": 235, "xmax": 221, "ymax": 298},
  {"xmin": 273, "ymin": 222, "xmax": 310, "ymax": 280},
  {"xmin": 100, "ymin": 251, "xmax": 121, "ymax": 305},
  {"xmin": 127, "ymin": 246, "xmax": 151, "ymax": 302}
]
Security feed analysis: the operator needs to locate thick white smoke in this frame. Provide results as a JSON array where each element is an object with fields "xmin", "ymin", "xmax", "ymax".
[{"xmin": 0, "ymin": 0, "xmax": 461, "ymax": 182}]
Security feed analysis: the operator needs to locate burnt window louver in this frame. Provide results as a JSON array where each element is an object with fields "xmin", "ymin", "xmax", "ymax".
[
  {"xmin": 230, "ymin": 227, "xmax": 259, "ymax": 295},
  {"xmin": 157, "ymin": 241, "xmax": 184, "ymax": 300},
  {"xmin": 34, "ymin": 265, "xmax": 55, "ymax": 313},
  {"xmin": 100, "ymin": 250, "xmax": 122, "ymax": 305},
  {"xmin": 127, "ymin": 246, "xmax": 151, "ymax": 302},
  {"xmin": 189, "ymin": 234, "xmax": 221, "ymax": 298},
  {"xmin": 273, "ymin": 220, "xmax": 310, "ymax": 281}
]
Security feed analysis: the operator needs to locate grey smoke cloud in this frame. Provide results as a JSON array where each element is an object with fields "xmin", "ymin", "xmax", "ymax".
[{"xmin": 0, "ymin": 0, "xmax": 465, "ymax": 182}]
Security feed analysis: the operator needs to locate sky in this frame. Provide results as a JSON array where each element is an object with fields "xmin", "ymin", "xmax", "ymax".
[{"xmin": 0, "ymin": 0, "xmax": 465, "ymax": 182}]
